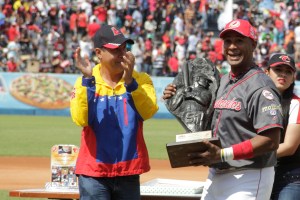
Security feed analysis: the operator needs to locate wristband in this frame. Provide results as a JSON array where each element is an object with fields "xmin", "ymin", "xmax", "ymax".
[
  {"xmin": 220, "ymin": 147, "xmax": 234, "ymax": 162},
  {"xmin": 232, "ymin": 140, "xmax": 254, "ymax": 160}
]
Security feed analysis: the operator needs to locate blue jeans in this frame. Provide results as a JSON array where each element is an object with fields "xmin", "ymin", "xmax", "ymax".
[
  {"xmin": 271, "ymin": 168, "xmax": 300, "ymax": 200},
  {"xmin": 78, "ymin": 175, "xmax": 140, "ymax": 200}
]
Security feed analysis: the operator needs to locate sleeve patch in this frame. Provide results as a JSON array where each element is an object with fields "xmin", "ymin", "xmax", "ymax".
[{"xmin": 262, "ymin": 90, "xmax": 274, "ymax": 100}]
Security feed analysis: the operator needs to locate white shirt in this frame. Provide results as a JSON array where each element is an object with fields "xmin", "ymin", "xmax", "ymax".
[
  {"xmin": 35, "ymin": 0, "xmax": 50, "ymax": 16},
  {"xmin": 132, "ymin": 10, "xmax": 143, "ymax": 24},
  {"xmin": 80, "ymin": 1, "xmax": 92, "ymax": 17},
  {"xmin": 289, "ymin": 95, "xmax": 300, "ymax": 124},
  {"xmin": 131, "ymin": 43, "xmax": 143, "ymax": 64},
  {"xmin": 294, "ymin": 25, "xmax": 300, "ymax": 44},
  {"xmin": 187, "ymin": 34, "xmax": 199, "ymax": 52},
  {"xmin": 144, "ymin": 20, "xmax": 157, "ymax": 32},
  {"xmin": 173, "ymin": 16, "xmax": 184, "ymax": 34},
  {"xmin": 116, "ymin": 0, "xmax": 128, "ymax": 10},
  {"xmin": 175, "ymin": 44, "xmax": 186, "ymax": 61},
  {"xmin": 79, "ymin": 40, "xmax": 93, "ymax": 58},
  {"xmin": 7, "ymin": 41, "xmax": 20, "ymax": 60},
  {"xmin": 107, "ymin": 9, "xmax": 117, "ymax": 26}
]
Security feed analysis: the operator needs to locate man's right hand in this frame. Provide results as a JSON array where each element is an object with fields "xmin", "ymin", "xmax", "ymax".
[
  {"xmin": 74, "ymin": 47, "xmax": 93, "ymax": 78},
  {"xmin": 188, "ymin": 140, "xmax": 222, "ymax": 166},
  {"xmin": 162, "ymin": 84, "xmax": 177, "ymax": 100}
]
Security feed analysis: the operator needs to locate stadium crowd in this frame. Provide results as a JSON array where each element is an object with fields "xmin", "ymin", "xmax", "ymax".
[{"xmin": 0, "ymin": 0, "xmax": 300, "ymax": 78}]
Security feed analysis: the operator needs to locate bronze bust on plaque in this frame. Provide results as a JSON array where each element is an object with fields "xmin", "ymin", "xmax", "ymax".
[{"xmin": 165, "ymin": 58, "xmax": 220, "ymax": 132}]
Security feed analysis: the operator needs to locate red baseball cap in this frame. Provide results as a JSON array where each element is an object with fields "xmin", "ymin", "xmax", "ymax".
[
  {"xmin": 93, "ymin": 24, "xmax": 134, "ymax": 49},
  {"xmin": 219, "ymin": 19, "xmax": 257, "ymax": 41},
  {"xmin": 268, "ymin": 53, "xmax": 296, "ymax": 72},
  {"xmin": 178, "ymin": 38, "xmax": 185, "ymax": 45},
  {"xmin": 125, "ymin": 15, "xmax": 132, "ymax": 20}
]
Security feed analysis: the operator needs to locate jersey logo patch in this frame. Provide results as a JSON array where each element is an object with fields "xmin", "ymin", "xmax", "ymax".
[
  {"xmin": 262, "ymin": 90, "xmax": 274, "ymax": 100},
  {"xmin": 261, "ymin": 104, "xmax": 282, "ymax": 116},
  {"xmin": 214, "ymin": 97, "xmax": 241, "ymax": 111}
]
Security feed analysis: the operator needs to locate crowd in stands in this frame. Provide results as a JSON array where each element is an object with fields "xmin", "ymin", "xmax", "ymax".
[{"xmin": 1, "ymin": 0, "xmax": 300, "ymax": 78}]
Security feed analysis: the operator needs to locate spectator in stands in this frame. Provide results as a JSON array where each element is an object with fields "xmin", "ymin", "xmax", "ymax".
[
  {"xmin": 78, "ymin": 33, "xmax": 93, "ymax": 59},
  {"xmin": 184, "ymin": 3, "xmax": 196, "ymax": 31},
  {"xmin": 131, "ymin": 39, "xmax": 144, "ymax": 72},
  {"xmin": 107, "ymin": 4, "xmax": 117, "ymax": 26},
  {"xmin": 18, "ymin": 28, "xmax": 30, "ymax": 54},
  {"xmin": 6, "ymin": 22, "xmax": 19, "ymax": 42},
  {"xmin": 57, "ymin": 13, "xmax": 69, "ymax": 39},
  {"xmin": 94, "ymin": 4, "xmax": 107, "ymax": 24},
  {"xmin": 152, "ymin": 48, "xmax": 165, "ymax": 76},
  {"xmin": 35, "ymin": 0, "xmax": 50, "ymax": 17},
  {"xmin": 144, "ymin": 14, "xmax": 156, "ymax": 40},
  {"xmin": 167, "ymin": 52, "xmax": 178, "ymax": 77},
  {"xmin": 6, "ymin": 56, "xmax": 18, "ymax": 72},
  {"xmin": 48, "ymin": 6, "xmax": 58, "ymax": 26},
  {"xmin": 286, "ymin": 36, "xmax": 296, "ymax": 60},
  {"xmin": 173, "ymin": 12, "xmax": 184, "ymax": 36},
  {"xmin": 187, "ymin": 30, "xmax": 200, "ymax": 58},
  {"xmin": 124, "ymin": 14, "xmax": 135, "ymax": 34},
  {"xmin": 175, "ymin": 36, "xmax": 186, "ymax": 72},
  {"xmin": 6, "ymin": 38, "xmax": 20, "ymax": 62},
  {"xmin": 294, "ymin": 21, "xmax": 300, "ymax": 62},
  {"xmin": 1, "ymin": 0, "xmax": 299, "ymax": 75},
  {"xmin": 86, "ymin": 17, "xmax": 101, "ymax": 39},
  {"xmin": 77, "ymin": 9, "xmax": 88, "ymax": 39},
  {"xmin": 51, "ymin": 51, "xmax": 62, "ymax": 73},
  {"xmin": 132, "ymin": 8, "xmax": 143, "ymax": 28},
  {"xmin": 69, "ymin": 9, "xmax": 78, "ymax": 37},
  {"xmin": 143, "ymin": 49, "xmax": 152, "ymax": 74},
  {"xmin": 274, "ymin": 15, "xmax": 284, "ymax": 44},
  {"xmin": 0, "ymin": 7, "xmax": 6, "ymax": 29},
  {"xmin": 154, "ymin": 1, "xmax": 167, "ymax": 37}
]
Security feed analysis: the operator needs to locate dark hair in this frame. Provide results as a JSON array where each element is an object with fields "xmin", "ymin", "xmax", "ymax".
[{"xmin": 281, "ymin": 82, "xmax": 295, "ymax": 141}]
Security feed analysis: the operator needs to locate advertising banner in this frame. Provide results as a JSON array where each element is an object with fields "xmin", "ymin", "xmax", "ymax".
[
  {"xmin": 0, "ymin": 72, "xmax": 77, "ymax": 116},
  {"xmin": 0, "ymin": 72, "xmax": 174, "ymax": 118}
]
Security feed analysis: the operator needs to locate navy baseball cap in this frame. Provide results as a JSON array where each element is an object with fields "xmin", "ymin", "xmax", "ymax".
[
  {"xmin": 268, "ymin": 53, "xmax": 296, "ymax": 72},
  {"xmin": 93, "ymin": 24, "xmax": 134, "ymax": 49}
]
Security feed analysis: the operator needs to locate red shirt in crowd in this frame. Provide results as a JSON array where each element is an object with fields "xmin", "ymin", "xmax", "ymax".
[
  {"xmin": 87, "ymin": 22, "xmax": 101, "ymax": 38},
  {"xmin": 7, "ymin": 60, "xmax": 18, "ymax": 72},
  {"xmin": 168, "ymin": 56, "xmax": 179, "ymax": 73},
  {"xmin": 77, "ymin": 12, "xmax": 88, "ymax": 28},
  {"xmin": 7, "ymin": 24, "xmax": 19, "ymax": 41},
  {"xmin": 208, "ymin": 51, "xmax": 217, "ymax": 64},
  {"xmin": 94, "ymin": 6, "xmax": 107, "ymax": 23},
  {"xmin": 275, "ymin": 18, "xmax": 284, "ymax": 32},
  {"xmin": 213, "ymin": 38, "xmax": 224, "ymax": 61},
  {"xmin": 145, "ymin": 39, "xmax": 153, "ymax": 51},
  {"xmin": 69, "ymin": 13, "xmax": 78, "ymax": 31}
]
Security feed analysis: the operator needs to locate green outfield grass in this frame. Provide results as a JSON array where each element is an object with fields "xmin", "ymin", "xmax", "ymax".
[
  {"xmin": 0, "ymin": 115, "xmax": 184, "ymax": 159},
  {"xmin": 0, "ymin": 115, "xmax": 184, "ymax": 200}
]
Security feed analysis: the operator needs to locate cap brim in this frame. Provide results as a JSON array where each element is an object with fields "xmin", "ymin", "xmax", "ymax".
[
  {"xmin": 219, "ymin": 29, "xmax": 243, "ymax": 38},
  {"xmin": 219, "ymin": 29, "xmax": 257, "ymax": 42},
  {"xmin": 102, "ymin": 38, "xmax": 134, "ymax": 49},
  {"xmin": 270, "ymin": 62, "xmax": 296, "ymax": 72}
]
